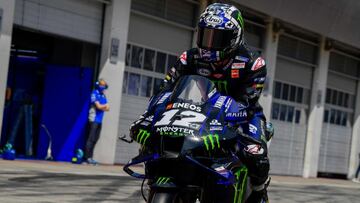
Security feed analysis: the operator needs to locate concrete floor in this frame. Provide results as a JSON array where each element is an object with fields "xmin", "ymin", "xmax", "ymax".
[{"xmin": 0, "ymin": 160, "xmax": 359, "ymax": 203}]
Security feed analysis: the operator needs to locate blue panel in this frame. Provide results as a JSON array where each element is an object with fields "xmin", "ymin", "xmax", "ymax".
[
  {"xmin": 38, "ymin": 66, "xmax": 93, "ymax": 161},
  {"xmin": 1, "ymin": 56, "xmax": 44, "ymax": 152}
]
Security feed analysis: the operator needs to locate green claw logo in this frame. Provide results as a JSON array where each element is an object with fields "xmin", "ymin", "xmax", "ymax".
[
  {"xmin": 136, "ymin": 129, "xmax": 151, "ymax": 145},
  {"xmin": 156, "ymin": 177, "xmax": 171, "ymax": 184},
  {"xmin": 202, "ymin": 134, "xmax": 220, "ymax": 151},
  {"xmin": 237, "ymin": 12, "xmax": 244, "ymax": 29},
  {"xmin": 211, "ymin": 80, "xmax": 228, "ymax": 94},
  {"xmin": 233, "ymin": 167, "xmax": 248, "ymax": 203}
]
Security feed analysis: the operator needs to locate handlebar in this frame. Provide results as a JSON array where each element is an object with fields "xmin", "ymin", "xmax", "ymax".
[
  {"xmin": 123, "ymin": 152, "xmax": 238, "ymax": 185},
  {"xmin": 118, "ymin": 135, "xmax": 133, "ymax": 143}
]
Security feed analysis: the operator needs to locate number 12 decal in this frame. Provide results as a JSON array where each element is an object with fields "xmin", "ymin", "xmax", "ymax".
[{"xmin": 154, "ymin": 109, "xmax": 206, "ymax": 127}]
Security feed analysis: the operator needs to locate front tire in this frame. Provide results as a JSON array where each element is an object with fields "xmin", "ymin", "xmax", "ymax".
[{"xmin": 149, "ymin": 192, "xmax": 184, "ymax": 203}]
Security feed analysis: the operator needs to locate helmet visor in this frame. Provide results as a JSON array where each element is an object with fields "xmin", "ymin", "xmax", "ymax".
[{"xmin": 197, "ymin": 27, "xmax": 235, "ymax": 51}]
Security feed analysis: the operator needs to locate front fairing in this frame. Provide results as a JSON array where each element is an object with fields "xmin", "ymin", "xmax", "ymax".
[{"xmin": 128, "ymin": 75, "xmax": 247, "ymax": 186}]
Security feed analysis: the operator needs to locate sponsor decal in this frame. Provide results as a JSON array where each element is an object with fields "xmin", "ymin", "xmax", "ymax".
[
  {"xmin": 224, "ymin": 99, "xmax": 233, "ymax": 113},
  {"xmin": 235, "ymin": 56, "xmax": 250, "ymax": 62},
  {"xmin": 215, "ymin": 166, "xmax": 226, "ymax": 172},
  {"xmin": 165, "ymin": 74, "xmax": 171, "ymax": 81},
  {"xmin": 140, "ymin": 121, "xmax": 151, "ymax": 126},
  {"xmin": 212, "ymin": 73, "xmax": 224, "ymax": 79},
  {"xmin": 197, "ymin": 68, "xmax": 212, "ymax": 76},
  {"xmin": 200, "ymin": 49, "xmax": 212, "ymax": 58},
  {"xmin": 231, "ymin": 62, "xmax": 245, "ymax": 69},
  {"xmin": 214, "ymin": 96, "xmax": 226, "ymax": 108},
  {"xmin": 136, "ymin": 129, "xmax": 151, "ymax": 145},
  {"xmin": 166, "ymin": 103, "xmax": 201, "ymax": 112},
  {"xmin": 244, "ymin": 144, "xmax": 264, "ymax": 155},
  {"xmin": 145, "ymin": 115, "xmax": 154, "ymax": 122},
  {"xmin": 188, "ymin": 123, "xmax": 201, "ymax": 130},
  {"xmin": 180, "ymin": 51, "xmax": 187, "ymax": 65},
  {"xmin": 210, "ymin": 119, "xmax": 222, "ymax": 126},
  {"xmin": 222, "ymin": 59, "xmax": 234, "ymax": 70},
  {"xmin": 225, "ymin": 21, "xmax": 234, "ymax": 29},
  {"xmin": 249, "ymin": 124, "xmax": 258, "ymax": 134},
  {"xmin": 202, "ymin": 134, "xmax": 220, "ymax": 151},
  {"xmin": 210, "ymin": 126, "xmax": 223, "ymax": 131},
  {"xmin": 255, "ymin": 84, "xmax": 264, "ymax": 88},
  {"xmin": 156, "ymin": 126, "xmax": 194, "ymax": 136},
  {"xmin": 157, "ymin": 92, "xmax": 172, "ymax": 104},
  {"xmin": 251, "ymin": 57, "xmax": 265, "ymax": 71},
  {"xmin": 208, "ymin": 88, "xmax": 217, "ymax": 98},
  {"xmin": 210, "ymin": 119, "xmax": 222, "ymax": 131},
  {"xmin": 156, "ymin": 177, "xmax": 171, "ymax": 184},
  {"xmin": 237, "ymin": 102, "xmax": 248, "ymax": 109},
  {"xmin": 231, "ymin": 69, "xmax": 240, "ymax": 78},
  {"xmin": 205, "ymin": 15, "xmax": 223, "ymax": 26},
  {"xmin": 226, "ymin": 111, "xmax": 247, "ymax": 118},
  {"xmin": 254, "ymin": 77, "xmax": 266, "ymax": 83}
]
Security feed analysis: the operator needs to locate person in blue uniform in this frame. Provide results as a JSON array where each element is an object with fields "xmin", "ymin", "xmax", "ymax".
[{"xmin": 84, "ymin": 79, "xmax": 109, "ymax": 165}]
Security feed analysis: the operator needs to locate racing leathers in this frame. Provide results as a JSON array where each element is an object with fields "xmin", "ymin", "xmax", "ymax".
[{"xmin": 163, "ymin": 44, "xmax": 270, "ymax": 199}]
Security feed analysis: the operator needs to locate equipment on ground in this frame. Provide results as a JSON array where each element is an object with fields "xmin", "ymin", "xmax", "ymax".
[{"xmin": 41, "ymin": 124, "xmax": 53, "ymax": 161}]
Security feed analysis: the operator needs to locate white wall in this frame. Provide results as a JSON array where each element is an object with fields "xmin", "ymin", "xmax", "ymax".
[
  {"xmin": 0, "ymin": 0, "xmax": 15, "ymax": 144},
  {"xmin": 14, "ymin": 0, "xmax": 103, "ymax": 44},
  {"xmin": 128, "ymin": 12, "xmax": 192, "ymax": 54},
  {"xmin": 93, "ymin": 0, "xmax": 131, "ymax": 164},
  {"xmin": 235, "ymin": 0, "xmax": 360, "ymax": 49}
]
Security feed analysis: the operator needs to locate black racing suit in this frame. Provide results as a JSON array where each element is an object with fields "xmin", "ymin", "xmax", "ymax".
[{"xmin": 164, "ymin": 44, "xmax": 270, "ymax": 199}]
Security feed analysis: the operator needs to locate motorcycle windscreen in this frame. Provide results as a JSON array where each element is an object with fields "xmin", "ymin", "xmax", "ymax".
[{"xmin": 170, "ymin": 75, "xmax": 216, "ymax": 105}]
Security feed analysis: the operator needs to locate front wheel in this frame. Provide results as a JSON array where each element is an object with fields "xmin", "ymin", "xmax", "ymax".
[{"xmin": 149, "ymin": 192, "xmax": 184, "ymax": 203}]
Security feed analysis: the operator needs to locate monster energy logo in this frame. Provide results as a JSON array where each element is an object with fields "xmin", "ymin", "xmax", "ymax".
[
  {"xmin": 156, "ymin": 177, "xmax": 171, "ymax": 184},
  {"xmin": 233, "ymin": 167, "xmax": 248, "ymax": 203},
  {"xmin": 237, "ymin": 12, "xmax": 244, "ymax": 29},
  {"xmin": 136, "ymin": 129, "xmax": 151, "ymax": 145},
  {"xmin": 202, "ymin": 134, "xmax": 220, "ymax": 151},
  {"xmin": 212, "ymin": 80, "xmax": 228, "ymax": 94}
]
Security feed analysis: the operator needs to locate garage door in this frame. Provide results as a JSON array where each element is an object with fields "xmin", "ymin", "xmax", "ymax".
[
  {"xmin": 318, "ymin": 51, "xmax": 359, "ymax": 175},
  {"xmin": 14, "ymin": 0, "xmax": 103, "ymax": 44},
  {"xmin": 269, "ymin": 34, "xmax": 318, "ymax": 175}
]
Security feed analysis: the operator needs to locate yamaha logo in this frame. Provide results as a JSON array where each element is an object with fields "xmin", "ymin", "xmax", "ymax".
[{"xmin": 205, "ymin": 15, "xmax": 223, "ymax": 26}]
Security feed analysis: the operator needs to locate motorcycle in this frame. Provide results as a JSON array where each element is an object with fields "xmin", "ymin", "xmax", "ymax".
[{"xmin": 121, "ymin": 75, "xmax": 268, "ymax": 203}]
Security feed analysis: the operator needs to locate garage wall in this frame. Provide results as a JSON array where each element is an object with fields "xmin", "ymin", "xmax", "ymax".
[
  {"xmin": 127, "ymin": 13, "xmax": 192, "ymax": 54},
  {"xmin": 275, "ymin": 58, "xmax": 313, "ymax": 89},
  {"xmin": 327, "ymin": 73, "xmax": 357, "ymax": 94},
  {"xmin": 235, "ymin": 0, "xmax": 360, "ymax": 50},
  {"xmin": 14, "ymin": 0, "xmax": 103, "ymax": 44}
]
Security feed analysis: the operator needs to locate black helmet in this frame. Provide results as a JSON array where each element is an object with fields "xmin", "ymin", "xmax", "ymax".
[{"xmin": 197, "ymin": 3, "xmax": 244, "ymax": 62}]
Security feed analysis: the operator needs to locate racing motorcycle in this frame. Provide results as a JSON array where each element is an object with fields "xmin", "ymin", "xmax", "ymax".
[{"xmin": 121, "ymin": 75, "xmax": 271, "ymax": 203}]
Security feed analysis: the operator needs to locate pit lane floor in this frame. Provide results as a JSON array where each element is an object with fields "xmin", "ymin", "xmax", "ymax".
[{"xmin": 0, "ymin": 160, "xmax": 359, "ymax": 203}]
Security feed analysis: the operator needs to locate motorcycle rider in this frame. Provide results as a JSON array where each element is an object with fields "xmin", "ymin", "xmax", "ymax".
[{"xmin": 162, "ymin": 3, "xmax": 270, "ymax": 202}]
